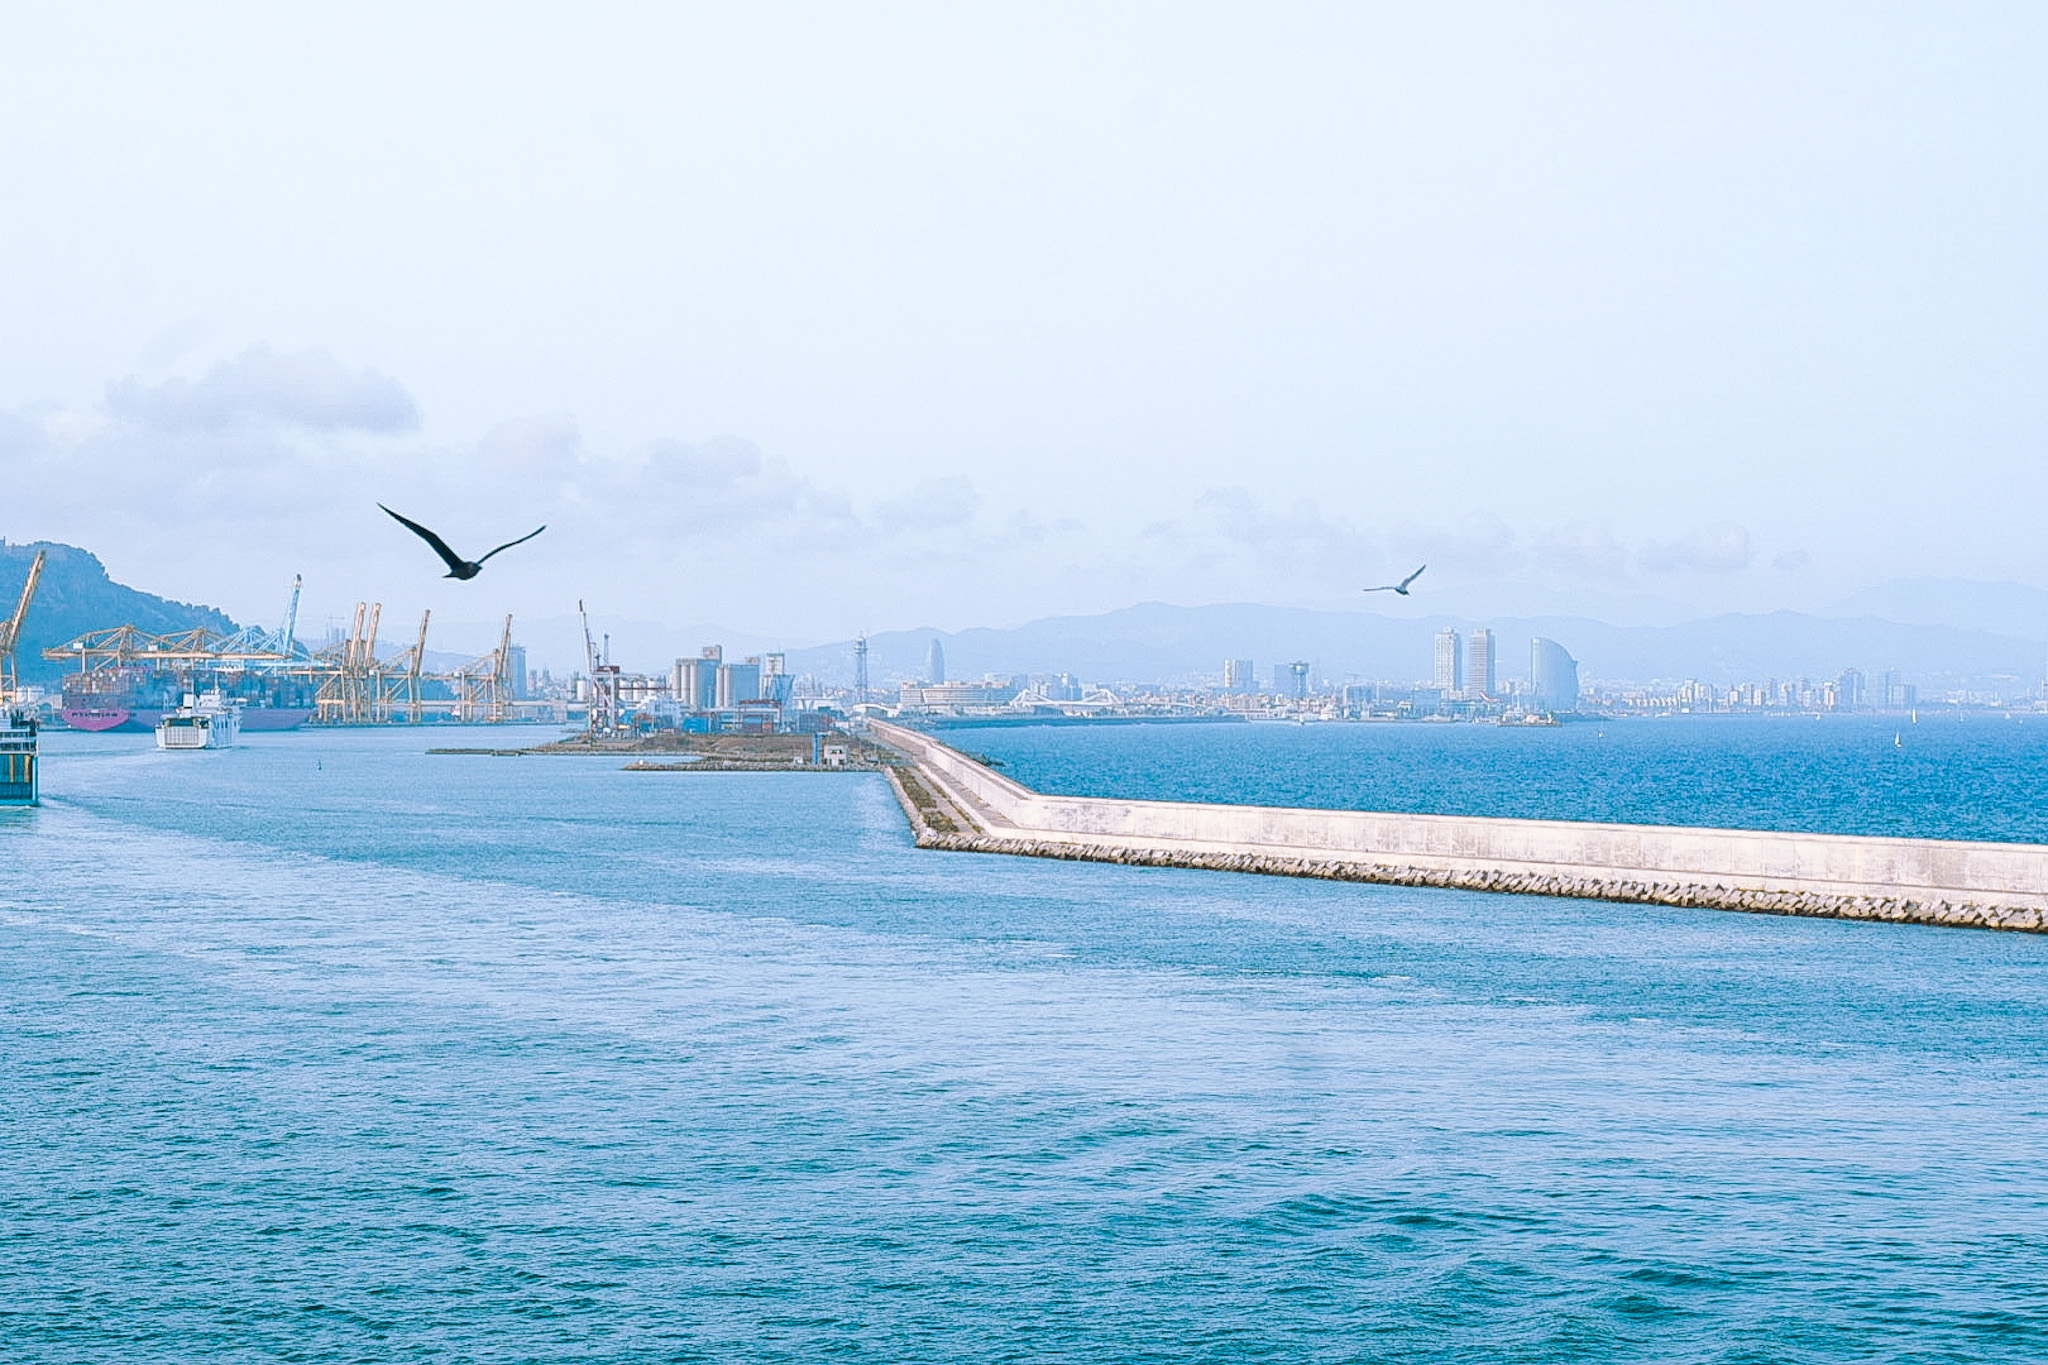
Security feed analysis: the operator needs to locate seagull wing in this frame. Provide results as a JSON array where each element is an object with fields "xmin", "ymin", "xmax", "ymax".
[
  {"xmin": 474, "ymin": 524, "xmax": 547, "ymax": 566},
  {"xmin": 380, "ymin": 504, "xmax": 468, "ymax": 574},
  {"xmin": 1399, "ymin": 564, "xmax": 1427, "ymax": 590}
]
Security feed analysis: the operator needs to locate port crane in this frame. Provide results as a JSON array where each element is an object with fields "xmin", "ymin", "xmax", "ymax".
[
  {"xmin": 454, "ymin": 615, "xmax": 516, "ymax": 722},
  {"xmin": 46, "ymin": 579, "xmax": 527, "ymax": 727},
  {"xmin": 274, "ymin": 574, "xmax": 302, "ymax": 654},
  {"xmin": 0, "ymin": 550, "xmax": 45, "ymax": 705},
  {"xmin": 580, "ymin": 600, "xmax": 624, "ymax": 736},
  {"xmin": 389, "ymin": 610, "xmax": 431, "ymax": 723}
]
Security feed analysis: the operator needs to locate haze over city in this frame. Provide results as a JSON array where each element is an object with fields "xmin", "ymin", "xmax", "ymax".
[{"xmin": 5, "ymin": 4, "xmax": 2045, "ymax": 652}]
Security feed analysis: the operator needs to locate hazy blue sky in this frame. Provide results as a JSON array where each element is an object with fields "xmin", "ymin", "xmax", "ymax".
[{"xmin": 4, "ymin": 4, "xmax": 2044, "ymax": 644}]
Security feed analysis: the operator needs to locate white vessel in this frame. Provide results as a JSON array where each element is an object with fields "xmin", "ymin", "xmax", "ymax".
[
  {"xmin": 0, "ymin": 709, "xmax": 36, "ymax": 805},
  {"xmin": 155, "ymin": 691, "xmax": 241, "ymax": 750}
]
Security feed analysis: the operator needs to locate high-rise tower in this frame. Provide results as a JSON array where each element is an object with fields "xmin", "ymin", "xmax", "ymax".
[
  {"xmin": 1433, "ymin": 629, "xmax": 1462, "ymax": 694},
  {"xmin": 1465, "ymin": 629, "xmax": 1496, "ymax": 699},
  {"xmin": 1529, "ymin": 637, "xmax": 1579, "ymax": 711}
]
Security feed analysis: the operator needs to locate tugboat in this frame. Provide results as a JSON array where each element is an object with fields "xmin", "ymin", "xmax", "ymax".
[
  {"xmin": 0, "ymin": 708, "xmax": 35, "ymax": 805},
  {"xmin": 155, "ymin": 691, "xmax": 241, "ymax": 750}
]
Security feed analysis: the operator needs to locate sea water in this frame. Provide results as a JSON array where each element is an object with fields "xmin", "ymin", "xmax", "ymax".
[
  {"xmin": 2, "ymin": 723, "xmax": 2045, "ymax": 1362},
  {"xmin": 948, "ymin": 713, "xmax": 2048, "ymax": 843}
]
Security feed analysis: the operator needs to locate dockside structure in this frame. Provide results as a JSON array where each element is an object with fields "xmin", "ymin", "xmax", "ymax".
[{"xmin": 873, "ymin": 721, "xmax": 2048, "ymax": 933}]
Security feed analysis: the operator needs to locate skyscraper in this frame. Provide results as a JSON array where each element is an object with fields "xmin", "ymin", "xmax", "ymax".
[
  {"xmin": 1465, "ymin": 629, "xmax": 1496, "ymax": 699},
  {"xmin": 1223, "ymin": 658, "xmax": 1255, "ymax": 692},
  {"xmin": 1529, "ymin": 637, "xmax": 1579, "ymax": 712},
  {"xmin": 926, "ymin": 638, "xmax": 946, "ymax": 684},
  {"xmin": 1433, "ymin": 629, "xmax": 1462, "ymax": 693},
  {"xmin": 1837, "ymin": 667, "xmax": 1865, "ymax": 710}
]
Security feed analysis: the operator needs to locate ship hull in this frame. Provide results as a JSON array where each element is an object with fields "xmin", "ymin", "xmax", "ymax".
[
  {"xmin": 62, "ymin": 708, "xmax": 133, "ymax": 732},
  {"xmin": 240, "ymin": 707, "xmax": 315, "ymax": 731}
]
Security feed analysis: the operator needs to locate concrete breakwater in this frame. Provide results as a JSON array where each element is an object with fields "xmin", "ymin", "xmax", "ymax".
[{"xmin": 871, "ymin": 720, "xmax": 2048, "ymax": 933}]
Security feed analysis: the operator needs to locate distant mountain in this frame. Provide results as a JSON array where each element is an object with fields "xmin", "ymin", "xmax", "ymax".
[
  {"xmin": 780, "ymin": 600, "xmax": 2046, "ymax": 694},
  {"xmin": 7, "ymin": 540, "xmax": 2043, "ymax": 696},
  {"xmin": 1826, "ymin": 578, "xmax": 2048, "ymax": 639},
  {"xmin": 0, "ymin": 540, "xmax": 238, "ymax": 684}
]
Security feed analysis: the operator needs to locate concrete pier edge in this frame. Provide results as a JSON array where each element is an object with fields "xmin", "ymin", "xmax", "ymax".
[{"xmin": 871, "ymin": 720, "xmax": 2048, "ymax": 934}]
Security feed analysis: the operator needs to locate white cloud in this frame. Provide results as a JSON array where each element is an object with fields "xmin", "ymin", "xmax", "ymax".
[
  {"xmin": 873, "ymin": 476, "xmax": 980, "ymax": 531},
  {"xmin": 2, "ymin": 347, "xmax": 1801, "ymax": 641},
  {"xmin": 105, "ymin": 345, "xmax": 421, "ymax": 434},
  {"xmin": 1639, "ymin": 524, "xmax": 1753, "ymax": 576}
]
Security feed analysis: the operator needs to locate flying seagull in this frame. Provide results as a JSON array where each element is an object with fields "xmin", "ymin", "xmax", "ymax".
[
  {"xmin": 1363, "ymin": 565, "xmax": 1427, "ymax": 596},
  {"xmin": 379, "ymin": 504, "xmax": 546, "ymax": 580}
]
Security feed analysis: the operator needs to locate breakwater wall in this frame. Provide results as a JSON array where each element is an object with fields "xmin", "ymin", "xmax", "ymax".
[{"xmin": 870, "ymin": 720, "xmax": 2048, "ymax": 933}]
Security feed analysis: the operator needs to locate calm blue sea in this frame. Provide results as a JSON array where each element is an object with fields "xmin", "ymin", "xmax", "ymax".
[
  {"xmin": 3, "ymin": 722, "xmax": 2046, "ymax": 1362},
  {"xmin": 950, "ymin": 713, "xmax": 2048, "ymax": 844}
]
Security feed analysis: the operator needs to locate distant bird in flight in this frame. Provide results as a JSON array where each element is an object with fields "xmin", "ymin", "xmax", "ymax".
[
  {"xmin": 379, "ymin": 504, "xmax": 545, "ymax": 580},
  {"xmin": 1363, "ymin": 565, "xmax": 1427, "ymax": 596}
]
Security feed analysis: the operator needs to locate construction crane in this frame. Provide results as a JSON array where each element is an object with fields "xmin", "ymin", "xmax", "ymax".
[{"xmin": 0, "ymin": 550, "xmax": 46, "ymax": 705}]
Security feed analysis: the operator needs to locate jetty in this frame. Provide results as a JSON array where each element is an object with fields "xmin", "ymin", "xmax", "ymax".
[{"xmin": 871, "ymin": 720, "xmax": 2048, "ymax": 933}]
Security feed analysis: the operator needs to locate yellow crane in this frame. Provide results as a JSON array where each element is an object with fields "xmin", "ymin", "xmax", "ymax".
[
  {"xmin": 377, "ymin": 609, "xmax": 431, "ymax": 723},
  {"xmin": 405, "ymin": 609, "xmax": 431, "ymax": 723},
  {"xmin": 1, "ymin": 550, "xmax": 46, "ymax": 705}
]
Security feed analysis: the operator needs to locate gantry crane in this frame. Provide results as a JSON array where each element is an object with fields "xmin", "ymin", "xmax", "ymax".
[
  {"xmin": 39, "ymin": 577, "xmax": 523, "ymax": 727},
  {"xmin": 383, "ymin": 609, "xmax": 431, "ymax": 723},
  {"xmin": 274, "ymin": 574, "xmax": 302, "ymax": 654},
  {"xmin": 454, "ymin": 614, "xmax": 516, "ymax": 722},
  {"xmin": 0, "ymin": 550, "xmax": 46, "ymax": 705},
  {"xmin": 315, "ymin": 601, "xmax": 386, "ymax": 724}
]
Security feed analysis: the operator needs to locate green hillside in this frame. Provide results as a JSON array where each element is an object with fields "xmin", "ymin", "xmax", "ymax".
[{"xmin": 0, "ymin": 540, "xmax": 239, "ymax": 685}]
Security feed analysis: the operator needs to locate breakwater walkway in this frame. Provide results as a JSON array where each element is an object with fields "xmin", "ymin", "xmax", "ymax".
[{"xmin": 870, "ymin": 720, "xmax": 2048, "ymax": 933}]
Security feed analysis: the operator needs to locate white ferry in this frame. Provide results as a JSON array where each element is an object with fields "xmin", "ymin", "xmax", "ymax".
[
  {"xmin": 0, "ymin": 709, "xmax": 36, "ymax": 805},
  {"xmin": 155, "ymin": 691, "xmax": 242, "ymax": 750}
]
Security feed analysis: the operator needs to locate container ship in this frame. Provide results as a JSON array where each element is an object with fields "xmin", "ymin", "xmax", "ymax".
[{"xmin": 61, "ymin": 666, "xmax": 315, "ymax": 732}]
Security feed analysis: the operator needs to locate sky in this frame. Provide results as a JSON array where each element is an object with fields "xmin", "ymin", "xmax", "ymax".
[{"xmin": 3, "ymin": 3, "xmax": 2045, "ymax": 658}]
